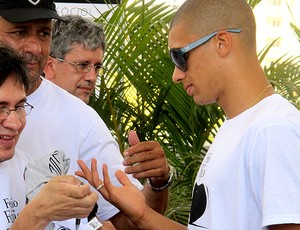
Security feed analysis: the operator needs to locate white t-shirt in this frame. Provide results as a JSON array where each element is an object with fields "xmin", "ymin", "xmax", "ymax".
[
  {"xmin": 16, "ymin": 78, "xmax": 143, "ymax": 226},
  {"xmin": 0, "ymin": 149, "xmax": 30, "ymax": 230},
  {"xmin": 188, "ymin": 94, "xmax": 300, "ymax": 230}
]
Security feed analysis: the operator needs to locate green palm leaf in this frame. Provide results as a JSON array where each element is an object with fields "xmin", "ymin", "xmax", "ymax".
[{"xmin": 89, "ymin": 0, "xmax": 300, "ymax": 225}]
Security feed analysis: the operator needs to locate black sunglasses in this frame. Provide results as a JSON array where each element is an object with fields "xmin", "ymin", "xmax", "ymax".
[{"xmin": 169, "ymin": 28, "xmax": 242, "ymax": 72}]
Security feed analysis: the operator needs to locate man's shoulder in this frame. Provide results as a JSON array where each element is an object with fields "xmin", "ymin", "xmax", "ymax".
[
  {"xmin": 251, "ymin": 94, "xmax": 300, "ymax": 129},
  {"xmin": 42, "ymin": 79, "xmax": 106, "ymax": 131},
  {"xmin": 45, "ymin": 79, "xmax": 85, "ymax": 103},
  {"xmin": 43, "ymin": 79, "xmax": 98, "ymax": 113}
]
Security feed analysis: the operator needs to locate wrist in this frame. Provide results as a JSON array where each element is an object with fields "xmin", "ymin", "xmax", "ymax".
[
  {"xmin": 135, "ymin": 205, "xmax": 154, "ymax": 229},
  {"xmin": 11, "ymin": 200, "xmax": 50, "ymax": 229},
  {"xmin": 29, "ymin": 199, "xmax": 51, "ymax": 226},
  {"xmin": 147, "ymin": 169, "xmax": 173, "ymax": 192}
]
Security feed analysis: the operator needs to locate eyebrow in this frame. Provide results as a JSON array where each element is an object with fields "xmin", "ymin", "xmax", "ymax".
[
  {"xmin": 13, "ymin": 23, "xmax": 51, "ymax": 32},
  {"xmin": 0, "ymin": 97, "xmax": 27, "ymax": 106},
  {"xmin": 76, "ymin": 60, "xmax": 103, "ymax": 65}
]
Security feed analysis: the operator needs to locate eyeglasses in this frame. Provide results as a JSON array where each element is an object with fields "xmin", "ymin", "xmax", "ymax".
[
  {"xmin": 0, "ymin": 102, "xmax": 34, "ymax": 120},
  {"xmin": 169, "ymin": 28, "xmax": 242, "ymax": 72},
  {"xmin": 54, "ymin": 57, "xmax": 104, "ymax": 74}
]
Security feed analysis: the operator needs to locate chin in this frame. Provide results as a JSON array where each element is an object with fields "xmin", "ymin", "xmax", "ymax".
[
  {"xmin": 0, "ymin": 151, "xmax": 14, "ymax": 163},
  {"xmin": 193, "ymin": 97, "xmax": 205, "ymax": 106},
  {"xmin": 194, "ymin": 96, "xmax": 216, "ymax": 106}
]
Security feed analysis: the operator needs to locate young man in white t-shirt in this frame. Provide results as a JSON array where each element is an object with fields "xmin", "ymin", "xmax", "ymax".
[{"xmin": 78, "ymin": 0, "xmax": 300, "ymax": 229}]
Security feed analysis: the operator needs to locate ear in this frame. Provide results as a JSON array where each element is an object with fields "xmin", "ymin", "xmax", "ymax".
[
  {"xmin": 214, "ymin": 31, "xmax": 232, "ymax": 58},
  {"xmin": 44, "ymin": 56, "xmax": 55, "ymax": 80}
]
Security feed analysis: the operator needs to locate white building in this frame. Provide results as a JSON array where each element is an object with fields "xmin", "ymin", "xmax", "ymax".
[
  {"xmin": 254, "ymin": 0, "xmax": 300, "ymax": 66},
  {"xmin": 55, "ymin": 0, "xmax": 300, "ymax": 66}
]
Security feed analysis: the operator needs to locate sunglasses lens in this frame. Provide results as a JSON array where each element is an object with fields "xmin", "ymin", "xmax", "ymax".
[{"xmin": 170, "ymin": 49, "xmax": 187, "ymax": 71}]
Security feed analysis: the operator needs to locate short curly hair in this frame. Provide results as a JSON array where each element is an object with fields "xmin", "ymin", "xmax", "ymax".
[{"xmin": 50, "ymin": 15, "xmax": 106, "ymax": 58}]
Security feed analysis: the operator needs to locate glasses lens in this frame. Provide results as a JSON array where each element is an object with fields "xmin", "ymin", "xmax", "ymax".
[
  {"xmin": 22, "ymin": 103, "xmax": 33, "ymax": 117},
  {"xmin": 0, "ymin": 108, "xmax": 8, "ymax": 120},
  {"xmin": 76, "ymin": 63, "xmax": 90, "ymax": 73},
  {"xmin": 24, "ymin": 105, "xmax": 33, "ymax": 116},
  {"xmin": 170, "ymin": 49, "xmax": 187, "ymax": 71},
  {"xmin": 94, "ymin": 65, "xmax": 103, "ymax": 71}
]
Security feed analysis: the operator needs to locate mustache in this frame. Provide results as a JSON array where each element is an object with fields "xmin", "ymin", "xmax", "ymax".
[
  {"xmin": 18, "ymin": 52, "xmax": 43, "ymax": 84},
  {"xmin": 20, "ymin": 52, "xmax": 43, "ymax": 64},
  {"xmin": 78, "ymin": 81, "xmax": 96, "ymax": 90}
]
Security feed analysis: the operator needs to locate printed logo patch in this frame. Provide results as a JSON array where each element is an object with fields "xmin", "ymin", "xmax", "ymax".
[{"xmin": 28, "ymin": 0, "xmax": 41, "ymax": 5}]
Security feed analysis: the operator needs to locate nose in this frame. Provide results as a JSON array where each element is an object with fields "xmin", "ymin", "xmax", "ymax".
[
  {"xmin": 172, "ymin": 67, "xmax": 185, "ymax": 83},
  {"xmin": 23, "ymin": 36, "xmax": 42, "ymax": 55},
  {"xmin": 2, "ymin": 112, "xmax": 23, "ymax": 131},
  {"xmin": 83, "ymin": 67, "xmax": 98, "ymax": 84}
]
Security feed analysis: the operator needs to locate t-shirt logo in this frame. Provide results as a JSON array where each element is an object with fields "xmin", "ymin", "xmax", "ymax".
[
  {"xmin": 28, "ymin": 0, "xmax": 41, "ymax": 5},
  {"xmin": 189, "ymin": 183, "xmax": 209, "ymax": 228}
]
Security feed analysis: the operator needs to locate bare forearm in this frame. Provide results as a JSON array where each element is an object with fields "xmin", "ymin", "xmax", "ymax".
[
  {"xmin": 133, "ymin": 206, "xmax": 185, "ymax": 230},
  {"xmin": 269, "ymin": 224, "xmax": 300, "ymax": 230},
  {"xmin": 142, "ymin": 182, "xmax": 169, "ymax": 214},
  {"xmin": 110, "ymin": 212, "xmax": 137, "ymax": 230},
  {"xmin": 110, "ymin": 206, "xmax": 185, "ymax": 230},
  {"xmin": 10, "ymin": 201, "xmax": 49, "ymax": 230}
]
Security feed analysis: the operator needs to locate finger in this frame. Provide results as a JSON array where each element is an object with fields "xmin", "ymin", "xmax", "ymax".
[
  {"xmin": 48, "ymin": 180, "xmax": 91, "ymax": 199},
  {"xmin": 90, "ymin": 158, "xmax": 103, "ymax": 189},
  {"xmin": 124, "ymin": 141, "xmax": 163, "ymax": 159},
  {"xmin": 102, "ymin": 164, "xmax": 112, "ymax": 187},
  {"xmin": 128, "ymin": 130, "xmax": 140, "ymax": 146},
  {"xmin": 51, "ymin": 175, "xmax": 82, "ymax": 186},
  {"xmin": 99, "ymin": 164, "xmax": 111, "ymax": 200},
  {"xmin": 74, "ymin": 171, "xmax": 87, "ymax": 180},
  {"xmin": 130, "ymin": 168, "xmax": 162, "ymax": 179},
  {"xmin": 77, "ymin": 160, "xmax": 92, "ymax": 179},
  {"xmin": 115, "ymin": 169, "xmax": 135, "ymax": 187},
  {"xmin": 125, "ymin": 158, "xmax": 164, "ymax": 173},
  {"xmin": 123, "ymin": 150, "xmax": 159, "ymax": 166},
  {"xmin": 68, "ymin": 191, "xmax": 99, "ymax": 212}
]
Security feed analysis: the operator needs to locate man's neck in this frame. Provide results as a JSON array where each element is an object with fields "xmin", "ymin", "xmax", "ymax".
[{"xmin": 27, "ymin": 77, "xmax": 42, "ymax": 96}]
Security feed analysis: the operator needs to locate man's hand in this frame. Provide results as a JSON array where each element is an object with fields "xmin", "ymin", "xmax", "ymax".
[
  {"xmin": 77, "ymin": 160, "xmax": 149, "ymax": 227},
  {"xmin": 31, "ymin": 175, "xmax": 98, "ymax": 221},
  {"xmin": 76, "ymin": 161, "xmax": 185, "ymax": 230},
  {"xmin": 11, "ymin": 175, "xmax": 98, "ymax": 230},
  {"xmin": 123, "ymin": 130, "xmax": 170, "ymax": 187}
]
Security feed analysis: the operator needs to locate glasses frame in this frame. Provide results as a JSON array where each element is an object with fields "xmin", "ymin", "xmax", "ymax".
[
  {"xmin": 0, "ymin": 102, "xmax": 34, "ymax": 120},
  {"xmin": 169, "ymin": 28, "xmax": 242, "ymax": 72},
  {"xmin": 54, "ymin": 57, "xmax": 104, "ymax": 75}
]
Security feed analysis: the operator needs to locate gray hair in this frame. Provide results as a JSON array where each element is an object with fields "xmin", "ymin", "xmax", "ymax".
[{"xmin": 50, "ymin": 15, "xmax": 106, "ymax": 58}]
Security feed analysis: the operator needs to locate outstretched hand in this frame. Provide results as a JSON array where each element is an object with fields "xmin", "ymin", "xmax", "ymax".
[
  {"xmin": 76, "ymin": 158, "xmax": 102, "ymax": 189},
  {"xmin": 76, "ymin": 159, "xmax": 148, "ymax": 226}
]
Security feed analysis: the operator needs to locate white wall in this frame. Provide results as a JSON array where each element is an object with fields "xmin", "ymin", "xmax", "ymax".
[{"xmin": 55, "ymin": 2, "xmax": 113, "ymax": 18}]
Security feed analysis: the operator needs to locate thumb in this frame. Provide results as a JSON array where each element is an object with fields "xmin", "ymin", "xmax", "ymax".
[
  {"xmin": 51, "ymin": 175, "xmax": 82, "ymax": 186},
  {"xmin": 128, "ymin": 130, "xmax": 140, "ymax": 146}
]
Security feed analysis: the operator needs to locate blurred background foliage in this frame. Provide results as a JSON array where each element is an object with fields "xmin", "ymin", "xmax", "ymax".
[{"xmin": 89, "ymin": 0, "xmax": 300, "ymax": 224}]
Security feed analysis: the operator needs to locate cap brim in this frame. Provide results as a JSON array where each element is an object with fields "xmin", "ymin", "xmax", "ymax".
[{"xmin": 0, "ymin": 8, "xmax": 62, "ymax": 23}]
